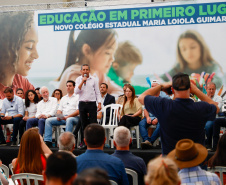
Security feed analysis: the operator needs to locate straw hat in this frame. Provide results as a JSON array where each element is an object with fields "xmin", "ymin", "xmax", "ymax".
[{"xmin": 167, "ymin": 139, "xmax": 207, "ymax": 169}]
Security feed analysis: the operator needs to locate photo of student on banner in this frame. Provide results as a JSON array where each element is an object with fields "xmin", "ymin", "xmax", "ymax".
[
  {"xmin": 57, "ymin": 29, "xmax": 123, "ymax": 96},
  {"xmin": 0, "ymin": 12, "xmax": 38, "ymax": 99},
  {"xmin": 161, "ymin": 29, "xmax": 223, "ymax": 88}
]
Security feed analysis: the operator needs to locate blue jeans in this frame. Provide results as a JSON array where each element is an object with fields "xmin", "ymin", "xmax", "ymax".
[
  {"xmin": 205, "ymin": 120, "xmax": 215, "ymax": 146},
  {"xmin": 139, "ymin": 118, "xmax": 160, "ymax": 144},
  {"xmin": 44, "ymin": 116, "xmax": 80, "ymax": 142},
  {"xmin": 26, "ymin": 118, "xmax": 46, "ymax": 136}
]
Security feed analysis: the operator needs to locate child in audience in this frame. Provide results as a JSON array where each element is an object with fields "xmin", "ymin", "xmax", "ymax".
[
  {"xmin": 161, "ymin": 30, "xmax": 223, "ymax": 88},
  {"xmin": 145, "ymin": 157, "xmax": 180, "ymax": 185},
  {"xmin": 107, "ymin": 41, "xmax": 148, "ymax": 94},
  {"xmin": 57, "ymin": 29, "xmax": 123, "ymax": 97},
  {"xmin": 19, "ymin": 90, "xmax": 39, "ymax": 142},
  {"xmin": 12, "ymin": 128, "xmax": 52, "ymax": 176},
  {"xmin": 0, "ymin": 12, "xmax": 38, "ymax": 99}
]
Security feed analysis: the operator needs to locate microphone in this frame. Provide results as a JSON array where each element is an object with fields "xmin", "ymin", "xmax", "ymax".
[{"xmin": 84, "ymin": 74, "xmax": 87, "ymax": 86}]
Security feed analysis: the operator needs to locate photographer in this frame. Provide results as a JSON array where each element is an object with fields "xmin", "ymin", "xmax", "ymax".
[{"xmin": 138, "ymin": 72, "xmax": 219, "ymax": 155}]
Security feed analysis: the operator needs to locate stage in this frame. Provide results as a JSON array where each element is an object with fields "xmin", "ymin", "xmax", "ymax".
[{"xmin": 0, "ymin": 145, "xmax": 215, "ymax": 174}]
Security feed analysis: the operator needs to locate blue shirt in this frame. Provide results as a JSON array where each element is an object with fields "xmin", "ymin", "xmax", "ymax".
[
  {"xmin": 1, "ymin": 95, "xmax": 24, "ymax": 116},
  {"xmin": 76, "ymin": 149, "xmax": 129, "ymax": 185},
  {"xmin": 179, "ymin": 166, "xmax": 221, "ymax": 185},
  {"xmin": 144, "ymin": 96, "xmax": 216, "ymax": 155},
  {"xmin": 112, "ymin": 150, "xmax": 146, "ymax": 185}
]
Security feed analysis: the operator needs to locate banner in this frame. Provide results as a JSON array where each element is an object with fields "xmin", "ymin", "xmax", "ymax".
[{"xmin": 0, "ymin": 0, "xmax": 226, "ymax": 99}]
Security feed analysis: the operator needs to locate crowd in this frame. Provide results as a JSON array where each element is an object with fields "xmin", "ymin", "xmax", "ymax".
[{"xmin": 0, "ymin": 64, "xmax": 225, "ymax": 185}]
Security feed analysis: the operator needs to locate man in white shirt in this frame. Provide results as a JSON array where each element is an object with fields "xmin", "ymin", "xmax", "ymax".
[
  {"xmin": 44, "ymin": 80, "xmax": 79, "ymax": 147},
  {"xmin": 205, "ymin": 82, "xmax": 222, "ymax": 149},
  {"xmin": 75, "ymin": 64, "xmax": 101, "ymax": 148},
  {"xmin": 26, "ymin": 86, "xmax": 57, "ymax": 136}
]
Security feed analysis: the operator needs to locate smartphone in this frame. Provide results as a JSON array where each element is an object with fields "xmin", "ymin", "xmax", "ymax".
[{"xmin": 166, "ymin": 87, "xmax": 173, "ymax": 95}]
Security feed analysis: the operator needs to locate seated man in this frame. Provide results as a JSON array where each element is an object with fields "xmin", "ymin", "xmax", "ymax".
[
  {"xmin": 112, "ymin": 126, "xmax": 146, "ymax": 185},
  {"xmin": 0, "ymin": 87, "xmax": 24, "ymax": 146},
  {"xmin": 99, "ymin": 83, "xmax": 115, "ymax": 124},
  {"xmin": 139, "ymin": 80, "xmax": 170, "ymax": 149},
  {"xmin": 205, "ymin": 82, "xmax": 222, "ymax": 149},
  {"xmin": 43, "ymin": 152, "xmax": 77, "ymax": 185},
  {"xmin": 26, "ymin": 86, "xmax": 57, "ymax": 136},
  {"xmin": 76, "ymin": 124, "xmax": 129, "ymax": 185},
  {"xmin": 44, "ymin": 80, "xmax": 79, "ymax": 146},
  {"xmin": 168, "ymin": 139, "xmax": 221, "ymax": 185},
  {"xmin": 58, "ymin": 132, "xmax": 76, "ymax": 157}
]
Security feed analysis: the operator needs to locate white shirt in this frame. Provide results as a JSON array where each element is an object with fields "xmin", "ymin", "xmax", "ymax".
[
  {"xmin": 100, "ymin": 93, "xmax": 107, "ymax": 113},
  {"xmin": 58, "ymin": 94, "xmax": 79, "ymax": 116},
  {"xmin": 25, "ymin": 102, "xmax": 37, "ymax": 117},
  {"xmin": 75, "ymin": 75, "xmax": 101, "ymax": 103},
  {"xmin": 35, "ymin": 97, "xmax": 58, "ymax": 118},
  {"xmin": 212, "ymin": 94, "xmax": 223, "ymax": 111}
]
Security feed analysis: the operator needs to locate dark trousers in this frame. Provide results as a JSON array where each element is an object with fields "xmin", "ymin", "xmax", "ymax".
[
  {"xmin": 26, "ymin": 118, "xmax": 46, "ymax": 136},
  {"xmin": 79, "ymin": 101, "xmax": 97, "ymax": 134},
  {"xmin": 0, "ymin": 117, "xmax": 22, "ymax": 142},
  {"xmin": 19, "ymin": 119, "xmax": 27, "ymax": 141},
  {"xmin": 118, "ymin": 115, "xmax": 141, "ymax": 129},
  {"xmin": 213, "ymin": 117, "xmax": 226, "ymax": 149},
  {"xmin": 73, "ymin": 119, "xmax": 84, "ymax": 144}
]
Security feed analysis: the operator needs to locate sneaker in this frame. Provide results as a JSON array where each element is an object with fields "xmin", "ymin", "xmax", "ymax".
[
  {"xmin": 141, "ymin": 140, "xmax": 153, "ymax": 150},
  {"xmin": 11, "ymin": 141, "xmax": 17, "ymax": 146},
  {"xmin": 0, "ymin": 140, "xmax": 7, "ymax": 146}
]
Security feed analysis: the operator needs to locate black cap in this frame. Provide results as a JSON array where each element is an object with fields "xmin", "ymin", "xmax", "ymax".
[{"xmin": 172, "ymin": 73, "xmax": 190, "ymax": 91}]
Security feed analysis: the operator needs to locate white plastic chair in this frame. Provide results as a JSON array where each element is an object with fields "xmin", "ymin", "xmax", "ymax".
[
  {"xmin": 125, "ymin": 168, "xmax": 138, "ymax": 185},
  {"xmin": 102, "ymin": 104, "xmax": 122, "ymax": 148},
  {"xmin": 1, "ymin": 164, "xmax": 9, "ymax": 178},
  {"xmin": 9, "ymin": 163, "xmax": 14, "ymax": 175},
  {"xmin": 208, "ymin": 166, "xmax": 226, "ymax": 184},
  {"xmin": 11, "ymin": 173, "xmax": 44, "ymax": 185},
  {"xmin": 109, "ymin": 180, "xmax": 118, "ymax": 185}
]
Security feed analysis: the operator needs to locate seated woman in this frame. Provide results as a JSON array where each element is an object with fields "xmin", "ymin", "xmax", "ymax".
[
  {"xmin": 145, "ymin": 157, "xmax": 180, "ymax": 185},
  {"xmin": 208, "ymin": 133, "xmax": 226, "ymax": 183},
  {"xmin": 52, "ymin": 89, "xmax": 63, "ymax": 108},
  {"xmin": 118, "ymin": 84, "xmax": 142, "ymax": 129},
  {"xmin": 19, "ymin": 90, "xmax": 39, "ymax": 142},
  {"xmin": 12, "ymin": 128, "xmax": 52, "ymax": 176}
]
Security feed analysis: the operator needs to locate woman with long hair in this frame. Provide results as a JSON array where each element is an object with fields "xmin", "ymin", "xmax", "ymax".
[
  {"xmin": 118, "ymin": 84, "xmax": 142, "ymax": 129},
  {"xmin": 51, "ymin": 89, "xmax": 63, "ymax": 106},
  {"xmin": 19, "ymin": 90, "xmax": 39, "ymax": 142},
  {"xmin": 145, "ymin": 157, "xmax": 180, "ymax": 185},
  {"xmin": 12, "ymin": 128, "xmax": 52, "ymax": 175},
  {"xmin": 0, "ymin": 12, "xmax": 39, "ymax": 99},
  {"xmin": 161, "ymin": 30, "xmax": 223, "ymax": 88},
  {"xmin": 57, "ymin": 29, "xmax": 123, "ymax": 96}
]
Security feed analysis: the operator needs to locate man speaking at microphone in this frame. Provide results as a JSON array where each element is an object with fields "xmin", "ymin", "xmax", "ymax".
[{"xmin": 75, "ymin": 64, "xmax": 101, "ymax": 148}]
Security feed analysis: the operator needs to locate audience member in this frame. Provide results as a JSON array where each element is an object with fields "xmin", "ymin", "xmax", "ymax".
[
  {"xmin": 12, "ymin": 128, "xmax": 52, "ymax": 175},
  {"xmin": 107, "ymin": 41, "xmax": 148, "ymax": 94},
  {"xmin": 212, "ymin": 119, "xmax": 226, "ymax": 151},
  {"xmin": 116, "ymin": 84, "xmax": 129, "ymax": 105},
  {"xmin": 58, "ymin": 132, "xmax": 76, "ymax": 157},
  {"xmin": 74, "ymin": 64, "xmax": 101, "ymax": 149},
  {"xmin": 99, "ymin": 83, "xmax": 115, "ymax": 124},
  {"xmin": 145, "ymin": 157, "xmax": 180, "ymax": 185},
  {"xmin": 43, "ymin": 152, "xmax": 77, "ymax": 185},
  {"xmin": 168, "ymin": 139, "xmax": 220, "ymax": 185},
  {"xmin": 76, "ymin": 124, "xmax": 129, "ymax": 185},
  {"xmin": 0, "ymin": 87, "xmax": 24, "ymax": 146},
  {"xmin": 205, "ymin": 82, "xmax": 222, "ymax": 149},
  {"xmin": 138, "ymin": 72, "xmax": 219, "ymax": 155},
  {"xmin": 209, "ymin": 133, "xmax": 226, "ymax": 168},
  {"xmin": 118, "ymin": 84, "xmax": 142, "ymax": 129},
  {"xmin": 19, "ymin": 90, "xmax": 39, "ymax": 143},
  {"xmin": 73, "ymin": 168, "xmax": 111, "ymax": 185},
  {"xmin": 52, "ymin": 89, "xmax": 63, "ymax": 106},
  {"xmin": 0, "ymin": 160, "xmax": 8, "ymax": 185},
  {"xmin": 16, "ymin": 88, "xmax": 24, "ymax": 99},
  {"xmin": 35, "ymin": 87, "xmax": 42, "ymax": 101},
  {"xmin": 139, "ymin": 80, "xmax": 170, "ymax": 149},
  {"xmin": 112, "ymin": 126, "xmax": 146, "ymax": 185},
  {"xmin": 26, "ymin": 86, "xmax": 57, "ymax": 136},
  {"xmin": 44, "ymin": 80, "xmax": 79, "ymax": 147}
]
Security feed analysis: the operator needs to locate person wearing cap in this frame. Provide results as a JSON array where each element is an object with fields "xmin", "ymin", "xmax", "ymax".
[
  {"xmin": 138, "ymin": 72, "xmax": 220, "ymax": 155},
  {"xmin": 168, "ymin": 139, "xmax": 221, "ymax": 184},
  {"xmin": 139, "ymin": 80, "xmax": 170, "ymax": 149}
]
